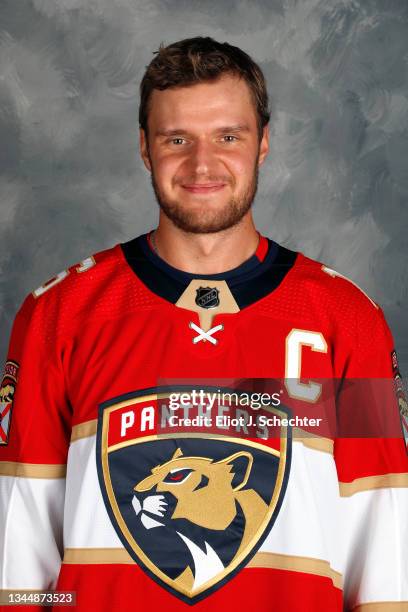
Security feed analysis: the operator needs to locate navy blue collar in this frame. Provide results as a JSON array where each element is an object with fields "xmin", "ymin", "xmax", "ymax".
[{"xmin": 121, "ymin": 232, "xmax": 297, "ymax": 309}]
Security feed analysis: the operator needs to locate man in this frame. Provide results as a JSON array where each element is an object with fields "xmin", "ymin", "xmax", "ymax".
[{"xmin": 0, "ymin": 37, "xmax": 407, "ymax": 611}]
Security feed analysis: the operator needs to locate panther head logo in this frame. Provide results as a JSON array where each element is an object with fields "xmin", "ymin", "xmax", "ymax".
[
  {"xmin": 131, "ymin": 447, "xmax": 268, "ymax": 591},
  {"xmin": 97, "ymin": 388, "xmax": 291, "ymax": 603},
  {"xmin": 0, "ymin": 384, "xmax": 14, "ymax": 404}
]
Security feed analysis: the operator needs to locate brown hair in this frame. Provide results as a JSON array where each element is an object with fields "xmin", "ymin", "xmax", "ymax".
[{"xmin": 139, "ymin": 36, "xmax": 270, "ymax": 140}]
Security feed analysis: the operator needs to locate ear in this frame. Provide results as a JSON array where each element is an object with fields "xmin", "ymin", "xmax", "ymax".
[
  {"xmin": 171, "ymin": 448, "xmax": 183, "ymax": 460},
  {"xmin": 258, "ymin": 124, "xmax": 269, "ymax": 166},
  {"xmin": 140, "ymin": 128, "xmax": 152, "ymax": 172},
  {"xmin": 217, "ymin": 451, "xmax": 253, "ymax": 491}
]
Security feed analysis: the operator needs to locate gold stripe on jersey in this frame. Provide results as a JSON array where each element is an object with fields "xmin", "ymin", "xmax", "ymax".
[
  {"xmin": 70, "ymin": 419, "xmax": 97, "ymax": 442},
  {"xmin": 62, "ymin": 548, "xmax": 342, "ymax": 589},
  {"xmin": 339, "ymin": 472, "xmax": 408, "ymax": 497},
  {"xmin": 247, "ymin": 551, "xmax": 342, "ymax": 590},
  {"xmin": 63, "ymin": 548, "xmax": 134, "ymax": 564},
  {"xmin": 352, "ymin": 603, "xmax": 408, "ymax": 611},
  {"xmin": 0, "ymin": 461, "xmax": 66, "ymax": 478},
  {"xmin": 293, "ymin": 429, "xmax": 334, "ymax": 454}
]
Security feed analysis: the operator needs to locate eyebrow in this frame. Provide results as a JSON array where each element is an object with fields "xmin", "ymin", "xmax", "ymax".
[{"xmin": 155, "ymin": 124, "xmax": 251, "ymax": 138}]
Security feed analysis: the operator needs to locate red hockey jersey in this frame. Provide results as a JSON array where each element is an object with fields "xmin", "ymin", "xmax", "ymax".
[{"xmin": 0, "ymin": 232, "xmax": 407, "ymax": 611}]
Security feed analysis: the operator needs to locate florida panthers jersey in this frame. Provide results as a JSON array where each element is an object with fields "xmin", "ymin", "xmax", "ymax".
[{"xmin": 0, "ymin": 232, "xmax": 407, "ymax": 611}]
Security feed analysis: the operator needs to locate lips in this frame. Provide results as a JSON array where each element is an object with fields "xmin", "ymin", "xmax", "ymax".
[{"xmin": 181, "ymin": 183, "xmax": 226, "ymax": 194}]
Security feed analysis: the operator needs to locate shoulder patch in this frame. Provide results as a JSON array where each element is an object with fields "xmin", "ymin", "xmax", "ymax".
[
  {"xmin": 391, "ymin": 349, "xmax": 408, "ymax": 453},
  {"xmin": 0, "ymin": 360, "xmax": 19, "ymax": 445},
  {"xmin": 32, "ymin": 255, "xmax": 97, "ymax": 299}
]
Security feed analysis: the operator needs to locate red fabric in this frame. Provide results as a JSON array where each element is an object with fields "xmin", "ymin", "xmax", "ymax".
[
  {"xmin": 255, "ymin": 232, "xmax": 269, "ymax": 262},
  {"xmin": 54, "ymin": 564, "xmax": 343, "ymax": 611},
  {"xmin": 1, "ymin": 239, "xmax": 407, "ymax": 610},
  {"xmin": 2, "ymin": 244, "xmax": 407, "ymax": 476},
  {"xmin": 0, "ymin": 566, "xmax": 343, "ymax": 611}
]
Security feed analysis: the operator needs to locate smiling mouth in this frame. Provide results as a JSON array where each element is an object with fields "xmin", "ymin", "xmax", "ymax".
[{"xmin": 181, "ymin": 183, "xmax": 226, "ymax": 194}]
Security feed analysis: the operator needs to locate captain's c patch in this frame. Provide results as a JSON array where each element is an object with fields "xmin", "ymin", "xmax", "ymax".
[{"xmin": 0, "ymin": 360, "xmax": 19, "ymax": 445}]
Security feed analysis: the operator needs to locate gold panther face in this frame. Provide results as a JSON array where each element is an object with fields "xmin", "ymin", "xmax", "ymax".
[
  {"xmin": 0, "ymin": 384, "xmax": 14, "ymax": 403},
  {"xmin": 134, "ymin": 448, "xmax": 254, "ymax": 530}
]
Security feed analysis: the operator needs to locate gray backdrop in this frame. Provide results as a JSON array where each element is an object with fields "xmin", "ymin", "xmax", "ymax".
[{"xmin": 0, "ymin": 0, "xmax": 407, "ymax": 374}]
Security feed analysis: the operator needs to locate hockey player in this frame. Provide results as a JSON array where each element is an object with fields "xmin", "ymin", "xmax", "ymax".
[{"xmin": 1, "ymin": 37, "xmax": 407, "ymax": 611}]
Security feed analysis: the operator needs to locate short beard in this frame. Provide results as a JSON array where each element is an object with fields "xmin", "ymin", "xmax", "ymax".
[{"xmin": 150, "ymin": 160, "xmax": 259, "ymax": 235}]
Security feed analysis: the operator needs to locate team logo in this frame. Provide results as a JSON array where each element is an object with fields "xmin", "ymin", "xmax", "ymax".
[
  {"xmin": 0, "ymin": 360, "xmax": 19, "ymax": 445},
  {"xmin": 96, "ymin": 387, "xmax": 291, "ymax": 604},
  {"xmin": 195, "ymin": 287, "xmax": 220, "ymax": 309},
  {"xmin": 391, "ymin": 349, "xmax": 408, "ymax": 451},
  {"xmin": 391, "ymin": 350, "xmax": 399, "ymax": 372}
]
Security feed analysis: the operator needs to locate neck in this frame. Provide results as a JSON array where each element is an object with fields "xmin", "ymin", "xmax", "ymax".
[{"xmin": 152, "ymin": 213, "xmax": 259, "ymax": 275}]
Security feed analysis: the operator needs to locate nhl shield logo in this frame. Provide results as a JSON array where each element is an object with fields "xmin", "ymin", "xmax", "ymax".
[
  {"xmin": 96, "ymin": 386, "xmax": 291, "ymax": 604},
  {"xmin": 195, "ymin": 287, "xmax": 220, "ymax": 309}
]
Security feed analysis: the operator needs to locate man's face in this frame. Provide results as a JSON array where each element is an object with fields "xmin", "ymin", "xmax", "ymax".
[{"xmin": 140, "ymin": 74, "xmax": 269, "ymax": 234}]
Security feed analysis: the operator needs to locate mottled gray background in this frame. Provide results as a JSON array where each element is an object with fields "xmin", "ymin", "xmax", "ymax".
[{"xmin": 0, "ymin": 0, "xmax": 407, "ymax": 374}]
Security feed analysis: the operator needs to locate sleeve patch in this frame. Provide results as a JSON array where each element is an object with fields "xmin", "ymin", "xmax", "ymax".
[
  {"xmin": 0, "ymin": 360, "xmax": 19, "ymax": 445},
  {"xmin": 391, "ymin": 349, "xmax": 408, "ymax": 453}
]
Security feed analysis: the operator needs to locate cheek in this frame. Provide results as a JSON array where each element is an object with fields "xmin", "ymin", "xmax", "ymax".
[
  {"xmin": 151, "ymin": 154, "xmax": 182, "ymax": 185},
  {"xmin": 151, "ymin": 147, "xmax": 258, "ymax": 184},
  {"xmin": 222, "ymin": 149, "xmax": 258, "ymax": 176}
]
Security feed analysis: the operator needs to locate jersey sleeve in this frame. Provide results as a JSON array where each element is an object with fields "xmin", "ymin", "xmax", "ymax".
[
  {"xmin": 0, "ymin": 293, "xmax": 72, "ymax": 607},
  {"xmin": 334, "ymin": 303, "xmax": 408, "ymax": 611}
]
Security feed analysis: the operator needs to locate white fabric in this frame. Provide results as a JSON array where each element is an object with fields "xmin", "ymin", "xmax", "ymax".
[
  {"xmin": 339, "ymin": 486, "xmax": 408, "ymax": 607},
  {"xmin": 4, "ymin": 435, "xmax": 406, "ymax": 603},
  {"xmin": 0, "ymin": 475, "xmax": 65, "ymax": 589},
  {"xmin": 63, "ymin": 435, "xmax": 121, "ymax": 548}
]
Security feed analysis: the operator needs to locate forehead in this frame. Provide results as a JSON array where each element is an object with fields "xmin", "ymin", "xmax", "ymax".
[{"xmin": 147, "ymin": 75, "xmax": 257, "ymax": 132}]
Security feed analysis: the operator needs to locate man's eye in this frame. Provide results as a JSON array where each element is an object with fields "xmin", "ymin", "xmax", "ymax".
[
  {"xmin": 170, "ymin": 138, "xmax": 185, "ymax": 145},
  {"xmin": 222, "ymin": 135, "xmax": 238, "ymax": 143}
]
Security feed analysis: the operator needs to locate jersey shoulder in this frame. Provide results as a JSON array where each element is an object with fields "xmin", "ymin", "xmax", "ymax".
[
  {"xmin": 17, "ymin": 241, "xmax": 158, "ymax": 341},
  {"xmin": 278, "ymin": 251, "xmax": 388, "ymax": 348},
  {"xmin": 293, "ymin": 251, "xmax": 380, "ymax": 313}
]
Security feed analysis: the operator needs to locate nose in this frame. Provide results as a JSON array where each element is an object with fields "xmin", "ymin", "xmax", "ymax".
[
  {"xmin": 134, "ymin": 474, "xmax": 158, "ymax": 492},
  {"xmin": 187, "ymin": 139, "xmax": 217, "ymax": 175}
]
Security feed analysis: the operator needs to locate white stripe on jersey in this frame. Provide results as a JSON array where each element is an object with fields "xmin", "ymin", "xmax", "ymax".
[{"xmin": 0, "ymin": 476, "xmax": 65, "ymax": 589}]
